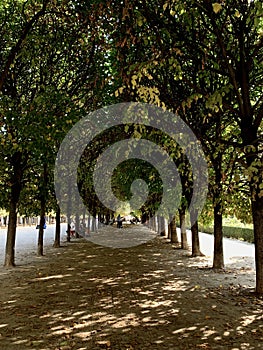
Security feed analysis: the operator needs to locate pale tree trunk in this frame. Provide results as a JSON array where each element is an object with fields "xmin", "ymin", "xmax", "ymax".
[
  {"xmin": 179, "ymin": 208, "xmax": 188, "ymax": 250},
  {"xmin": 87, "ymin": 213, "xmax": 91, "ymax": 235},
  {"xmin": 159, "ymin": 216, "xmax": 166, "ymax": 236},
  {"xmin": 190, "ymin": 210, "xmax": 203, "ymax": 257},
  {"xmin": 91, "ymin": 214, "xmax": 96, "ymax": 232},
  {"xmin": 66, "ymin": 188, "xmax": 71, "ymax": 242},
  {"xmin": 152, "ymin": 216, "xmax": 157, "ymax": 232},
  {"xmin": 74, "ymin": 195, "xmax": 80, "ymax": 238},
  {"xmin": 170, "ymin": 216, "xmax": 179, "ymax": 244}
]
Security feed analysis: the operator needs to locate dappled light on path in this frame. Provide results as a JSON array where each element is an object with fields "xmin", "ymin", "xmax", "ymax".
[
  {"xmin": 86, "ymin": 224, "xmax": 157, "ymax": 248},
  {"xmin": 0, "ymin": 225, "xmax": 261, "ymax": 349}
]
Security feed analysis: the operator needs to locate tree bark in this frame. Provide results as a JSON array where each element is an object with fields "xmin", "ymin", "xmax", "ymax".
[
  {"xmin": 91, "ymin": 215, "xmax": 96, "ymax": 232},
  {"xmin": 37, "ymin": 162, "xmax": 48, "ymax": 255},
  {"xmin": 66, "ymin": 218, "xmax": 71, "ymax": 242},
  {"xmin": 179, "ymin": 208, "xmax": 188, "ymax": 250},
  {"xmin": 53, "ymin": 205, "xmax": 61, "ymax": 248},
  {"xmin": 170, "ymin": 216, "xmax": 179, "ymax": 244},
  {"xmin": 252, "ymin": 196, "xmax": 263, "ymax": 295},
  {"xmin": 37, "ymin": 205, "xmax": 45, "ymax": 256},
  {"xmin": 159, "ymin": 216, "xmax": 166, "ymax": 236},
  {"xmin": 75, "ymin": 212, "xmax": 80, "ymax": 238},
  {"xmin": 4, "ymin": 152, "xmax": 23, "ymax": 267},
  {"xmin": 4, "ymin": 200, "xmax": 18, "ymax": 267},
  {"xmin": 213, "ymin": 205, "xmax": 224, "ymax": 269},
  {"xmin": 190, "ymin": 210, "xmax": 203, "ymax": 257},
  {"xmin": 241, "ymin": 118, "xmax": 263, "ymax": 294},
  {"xmin": 66, "ymin": 178, "xmax": 72, "ymax": 242},
  {"xmin": 167, "ymin": 220, "xmax": 171, "ymax": 240},
  {"xmin": 87, "ymin": 213, "xmax": 91, "ymax": 235}
]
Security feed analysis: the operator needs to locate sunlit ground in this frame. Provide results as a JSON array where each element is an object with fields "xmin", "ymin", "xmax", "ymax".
[{"xmin": 0, "ymin": 224, "xmax": 261, "ymax": 349}]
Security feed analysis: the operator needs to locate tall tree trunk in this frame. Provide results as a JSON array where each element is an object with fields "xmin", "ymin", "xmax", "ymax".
[
  {"xmin": 168, "ymin": 220, "xmax": 171, "ymax": 240},
  {"xmin": 87, "ymin": 213, "xmax": 91, "ymax": 235},
  {"xmin": 66, "ymin": 177, "xmax": 72, "ymax": 242},
  {"xmin": 141, "ymin": 211, "xmax": 148, "ymax": 224},
  {"xmin": 212, "ymin": 123, "xmax": 224, "ymax": 269},
  {"xmin": 91, "ymin": 214, "xmax": 96, "ymax": 232},
  {"xmin": 179, "ymin": 208, "xmax": 188, "ymax": 250},
  {"xmin": 75, "ymin": 212, "xmax": 80, "ymax": 238},
  {"xmin": 212, "ymin": 117, "xmax": 224, "ymax": 269},
  {"xmin": 74, "ymin": 195, "xmax": 80, "ymax": 238},
  {"xmin": 190, "ymin": 210, "xmax": 203, "ymax": 257},
  {"xmin": 153, "ymin": 216, "xmax": 157, "ymax": 232},
  {"xmin": 4, "ymin": 152, "xmax": 23, "ymax": 267},
  {"xmin": 213, "ymin": 204, "xmax": 224, "ymax": 269},
  {"xmin": 98, "ymin": 213, "xmax": 102, "ymax": 228},
  {"xmin": 66, "ymin": 217, "xmax": 71, "ymax": 242},
  {"xmin": 170, "ymin": 216, "xmax": 179, "ymax": 244},
  {"xmin": 252, "ymin": 196, "xmax": 263, "ymax": 294},
  {"xmin": 37, "ymin": 202, "xmax": 45, "ymax": 256},
  {"xmin": 4, "ymin": 200, "xmax": 18, "ymax": 267},
  {"xmin": 159, "ymin": 216, "xmax": 166, "ymax": 236},
  {"xmin": 241, "ymin": 123, "xmax": 263, "ymax": 294},
  {"xmin": 53, "ymin": 205, "xmax": 61, "ymax": 248},
  {"xmin": 37, "ymin": 163, "xmax": 48, "ymax": 255},
  {"xmin": 82, "ymin": 209, "xmax": 86, "ymax": 234}
]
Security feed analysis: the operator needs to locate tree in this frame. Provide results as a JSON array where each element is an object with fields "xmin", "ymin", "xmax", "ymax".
[
  {"xmin": 0, "ymin": 0, "xmax": 108, "ymax": 266},
  {"xmin": 111, "ymin": 0, "xmax": 263, "ymax": 293}
]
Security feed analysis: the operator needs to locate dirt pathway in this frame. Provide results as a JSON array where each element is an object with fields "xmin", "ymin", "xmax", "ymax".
[{"xmin": 0, "ymin": 225, "xmax": 262, "ymax": 350}]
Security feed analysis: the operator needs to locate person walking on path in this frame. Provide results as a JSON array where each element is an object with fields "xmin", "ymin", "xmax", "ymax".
[{"xmin": 117, "ymin": 214, "xmax": 123, "ymax": 229}]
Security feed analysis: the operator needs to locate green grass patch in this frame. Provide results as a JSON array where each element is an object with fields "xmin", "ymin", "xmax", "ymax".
[
  {"xmin": 199, "ymin": 225, "xmax": 254, "ymax": 243},
  {"xmin": 176, "ymin": 215, "xmax": 254, "ymax": 244}
]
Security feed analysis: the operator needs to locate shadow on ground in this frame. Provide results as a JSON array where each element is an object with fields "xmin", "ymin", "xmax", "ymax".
[{"xmin": 0, "ymin": 225, "xmax": 262, "ymax": 350}]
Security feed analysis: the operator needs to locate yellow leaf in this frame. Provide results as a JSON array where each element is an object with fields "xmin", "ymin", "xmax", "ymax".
[
  {"xmin": 163, "ymin": 3, "xmax": 168, "ymax": 11},
  {"xmin": 212, "ymin": 3, "xmax": 222, "ymax": 14}
]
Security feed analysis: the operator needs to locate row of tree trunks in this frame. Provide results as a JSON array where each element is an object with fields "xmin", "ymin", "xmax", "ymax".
[{"xmin": 148, "ymin": 212, "xmax": 202, "ymax": 255}]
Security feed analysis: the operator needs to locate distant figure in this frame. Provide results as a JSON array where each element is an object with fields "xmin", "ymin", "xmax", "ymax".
[
  {"xmin": 117, "ymin": 214, "xmax": 123, "ymax": 228},
  {"xmin": 134, "ymin": 215, "xmax": 140, "ymax": 224},
  {"xmin": 130, "ymin": 216, "xmax": 140, "ymax": 224},
  {"xmin": 70, "ymin": 221, "xmax": 75, "ymax": 237}
]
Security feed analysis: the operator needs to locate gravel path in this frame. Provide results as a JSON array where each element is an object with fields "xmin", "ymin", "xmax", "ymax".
[
  {"xmin": 0, "ymin": 225, "xmax": 261, "ymax": 350},
  {"xmin": 0, "ymin": 224, "xmax": 255, "ymax": 269}
]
